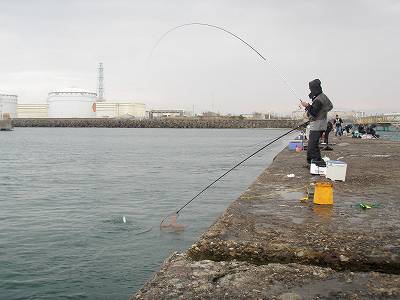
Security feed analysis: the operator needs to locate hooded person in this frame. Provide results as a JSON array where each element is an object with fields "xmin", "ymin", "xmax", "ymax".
[{"xmin": 300, "ymin": 79, "xmax": 333, "ymax": 165}]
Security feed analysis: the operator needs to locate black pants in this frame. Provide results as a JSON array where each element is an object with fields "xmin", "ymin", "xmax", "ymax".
[
  {"xmin": 324, "ymin": 129, "xmax": 330, "ymax": 144},
  {"xmin": 307, "ymin": 130, "xmax": 324, "ymax": 164}
]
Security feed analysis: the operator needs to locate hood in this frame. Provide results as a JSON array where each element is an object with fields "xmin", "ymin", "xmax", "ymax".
[{"xmin": 308, "ymin": 79, "xmax": 323, "ymax": 100}]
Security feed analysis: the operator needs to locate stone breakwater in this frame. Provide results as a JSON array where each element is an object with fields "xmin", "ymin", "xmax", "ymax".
[
  {"xmin": 133, "ymin": 137, "xmax": 400, "ymax": 299},
  {"xmin": 12, "ymin": 118, "xmax": 298, "ymax": 129}
]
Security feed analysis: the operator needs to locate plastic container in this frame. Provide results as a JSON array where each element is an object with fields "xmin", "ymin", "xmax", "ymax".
[
  {"xmin": 288, "ymin": 141, "xmax": 303, "ymax": 151},
  {"xmin": 326, "ymin": 160, "xmax": 347, "ymax": 182},
  {"xmin": 313, "ymin": 182, "xmax": 333, "ymax": 205}
]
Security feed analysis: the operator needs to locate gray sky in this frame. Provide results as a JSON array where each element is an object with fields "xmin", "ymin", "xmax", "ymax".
[{"xmin": 0, "ymin": 0, "xmax": 399, "ymax": 114}]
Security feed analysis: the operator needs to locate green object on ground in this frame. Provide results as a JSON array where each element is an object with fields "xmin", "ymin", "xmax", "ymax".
[{"xmin": 358, "ymin": 203, "xmax": 380, "ymax": 209}]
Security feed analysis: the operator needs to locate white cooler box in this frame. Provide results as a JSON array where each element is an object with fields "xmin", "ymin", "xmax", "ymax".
[{"xmin": 326, "ymin": 160, "xmax": 347, "ymax": 181}]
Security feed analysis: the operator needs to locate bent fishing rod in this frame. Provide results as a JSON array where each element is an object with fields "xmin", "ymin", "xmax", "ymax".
[
  {"xmin": 150, "ymin": 22, "xmax": 301, "ymax": 101},
  {"xmin": 160, "ymin": 120, "xmax": 309, "ymax": 226}
]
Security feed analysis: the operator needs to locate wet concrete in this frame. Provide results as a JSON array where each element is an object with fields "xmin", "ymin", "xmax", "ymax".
[
  {"xmin": 188, "ymin": 137, "xmax": 400, "ymax": 274},
  {"xmin": 134, "ymin": 253, "xmax": 399, "ymax": 300},
  {"xmin": 133, "ymin": 137, "xmax": 400, "ymax": 299}
]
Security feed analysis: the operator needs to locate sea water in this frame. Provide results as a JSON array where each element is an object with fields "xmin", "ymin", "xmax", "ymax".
[{"xmin": 0, "ymin": 128, "xmax": 291, "ymax": 300}]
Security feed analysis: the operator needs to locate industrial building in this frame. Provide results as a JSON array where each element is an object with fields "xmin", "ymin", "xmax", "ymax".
[
  {"xmin": 291, "ymin": 109, "xmax": 365, "ymax": 121},
  {"xmin": 96, "ymin": 102, "xmax": 146, "ymax": 118},
  {"xmin": 12, "ymin": 63, "xmax": 146, "ymax": 119},
  {"xmin": 0, "ymin": 93, "xmax": 18, "ymax": 118},
  {"xmin": 47, "ymin": 88, "xmax": 97, "ymax": 118},
  {"xmin": 16, "ymin": 101, "xmax": 146, "ymax": 119},
  {"xmin": 17, "ymin": 104, "xmax": 48, "ymax": 118},
  {"xmin": 93, "ymin": 62, "xmax": 146, "ymax": 118},
  {"xmin": 148, "ymin": 109, "xmax": 185, "ymax": 119}
]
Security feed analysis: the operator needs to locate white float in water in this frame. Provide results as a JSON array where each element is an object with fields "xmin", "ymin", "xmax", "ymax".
[{"xmin": 122, "ymin": 216, "xmax": 126, "ymax": 223}]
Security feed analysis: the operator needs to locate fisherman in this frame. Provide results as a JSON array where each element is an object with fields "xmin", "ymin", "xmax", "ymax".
[
  {"xmin": 344, "ymin": 124, "xmax": 353, "ymax": 136},
  {"xmin": 333, "ymin": 114, "xmax": 343, "ymax": 136},
  {"xmin": 300, "ymin": 79, "xmax": 333, "ymax": 165},
  {"xmin": 358, "ymin": 124, "xmax": 366, "ymax": 134},
  {"xmin": 367, "ymin": 124, "xmax": 380, "ymax": 138}
]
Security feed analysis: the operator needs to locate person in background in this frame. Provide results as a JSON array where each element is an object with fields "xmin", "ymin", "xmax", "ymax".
[
  {"xmin": 334, "ymin": 114, "xmax": 343, "ymax": 136},
  {"xmin": 323, "ymin": 120, "xmax": 334, "ymax": 150},
  {"xmin": 367, "ymin": 124, "xmax": 380, "ymax": 138},
  {"xmin": 300, "ymin": 79, "xmax": 333, "ymax": 165},
  {"xmin": 358, "ymin": 124, "xmax": 366, "ymax": 134},
  {"xmin": 344, "ymin": 124, "xmax": 353, "ymax": 136}
]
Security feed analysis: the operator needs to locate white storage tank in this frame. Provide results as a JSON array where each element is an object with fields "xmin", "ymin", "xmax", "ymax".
[
  {"xmin": 48, "ymin": 87, "xmax": 97, "ymax": 118},
  {"xmin": 0, "ymin": 93, "xmax": 18, "ymax": 118}
]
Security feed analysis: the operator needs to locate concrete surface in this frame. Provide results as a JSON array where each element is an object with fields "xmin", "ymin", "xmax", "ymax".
[
  {"xmin": 188, "ymin": 138, "xmax": 400, "ymax": 274},
  {"xmin": 134, "ymin": 253, "xmax": 399, "ymax": 300},
  {"xmin": 133, "ymin": 136, "xmax": 400, "ymax": 299}
]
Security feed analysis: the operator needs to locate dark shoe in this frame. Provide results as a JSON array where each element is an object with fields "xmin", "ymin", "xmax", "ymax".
[{"xmin": 323, "ymin": 146, "xmax": 333, "ymax": 151}]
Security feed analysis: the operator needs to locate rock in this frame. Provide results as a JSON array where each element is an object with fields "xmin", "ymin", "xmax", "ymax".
[
  {"xmin": 12, "ymin": 118, "xmax": 298, "ymax": 129},
  {"xmin": 278, "ymin": 293, "xmax": 303, "ymax": 300},
  {"xmin": 340, "ymin": 255, "xmax": 350, "ymax": 262}
]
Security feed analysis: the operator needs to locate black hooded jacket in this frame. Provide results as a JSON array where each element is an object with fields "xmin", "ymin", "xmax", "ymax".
[{"xmin": 306, "ymin": 79, "xmax": 324, "ymax": 118}]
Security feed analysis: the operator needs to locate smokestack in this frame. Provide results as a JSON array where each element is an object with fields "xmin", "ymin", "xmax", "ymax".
[{"xmin": 97, "ymin": 62, "xmax": 105, "ymax": 102}]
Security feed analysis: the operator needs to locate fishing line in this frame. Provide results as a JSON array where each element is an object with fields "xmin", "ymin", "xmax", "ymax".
[
  {"xmin": 151, "ymin": 22, "xmax": 307, "ymax": 228},
  {"xmin": 160, "ymin": 121, "xmax": 309, "ymax": 227},
  {"xmin": 149, "ymin": 22, "xmax": 301, "ymax": 100}
]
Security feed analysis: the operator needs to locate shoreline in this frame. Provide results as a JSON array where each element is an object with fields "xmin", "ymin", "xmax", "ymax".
[
  {"xmin": 11, "ymin": 118, "xmax": 299, "ymax": 129},
  {"xmin": 133, "ymin": 136, "xmax": 400, "ymax": 299}
]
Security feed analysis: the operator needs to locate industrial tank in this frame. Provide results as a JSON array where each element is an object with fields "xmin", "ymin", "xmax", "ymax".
[
  {"xmin": 0, "ymin": 93, "xmax": 18, "ymax": 118},
  {"xmin": 48, "ymin": 88, "xmax": 97, "ymax": 118}
]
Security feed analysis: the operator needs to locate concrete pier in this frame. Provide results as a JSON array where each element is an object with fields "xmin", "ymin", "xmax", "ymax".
[{"xmin": 133, "ymin": 137, "xmax": 400, "ymax": 299}]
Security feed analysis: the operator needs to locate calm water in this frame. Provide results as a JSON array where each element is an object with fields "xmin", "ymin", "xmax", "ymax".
[
  {"xmin": 0, "ymin": 128, "xmax": 291, "ymax": 300},
  {"xmin": 378, "ymin": 127, "xmax": 400, "ymax": 141}
]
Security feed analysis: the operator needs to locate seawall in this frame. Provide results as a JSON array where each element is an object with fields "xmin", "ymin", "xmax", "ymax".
[
  {"xmin": 11, "ymin": 118, "xmax": 298, "ymax": 129},
  {"xmin": 133, "ymin": 136, "xmax": 400, "ymax": 299}
]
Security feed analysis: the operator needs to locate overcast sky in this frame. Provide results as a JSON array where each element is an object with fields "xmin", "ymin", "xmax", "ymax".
[{"xmin": 0, "ymin": 0, "xmax": 399, "ymax": 114}]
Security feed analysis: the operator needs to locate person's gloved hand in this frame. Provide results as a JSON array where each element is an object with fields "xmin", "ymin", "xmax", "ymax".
[{"xmin": 300, "ymin": 100, "xmax": 309, "ymax": 108}]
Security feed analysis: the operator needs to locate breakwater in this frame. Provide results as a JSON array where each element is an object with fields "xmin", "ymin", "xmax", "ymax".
[
  {"xmin": 12, "ymin": 118, "xmax": 298, "ymax": 129},
  {"xmin": 133, "ymin": 137, "xmax": 400, "ymax": 299}
]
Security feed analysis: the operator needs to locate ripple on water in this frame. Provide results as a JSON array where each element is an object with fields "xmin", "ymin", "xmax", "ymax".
[{"xmin": 0, "ymin": 128, "xmax": 291, "ymax": 299}]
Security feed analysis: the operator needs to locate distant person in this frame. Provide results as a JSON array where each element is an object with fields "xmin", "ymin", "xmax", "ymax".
[
  {"xmin": 301, "ymin": 79, "xmax": 333, "ymax": 165},
  {"xmin": 358, "ymin": 124, "xmax": 366, "ymax": 134},
  {"xmin": 344, "ymin": 124, "xmax": 353, "ymax": 135},
  {"xmin": 323, "ymin": 120, "xmax": 334, "ymax": 150},
  {"xmin": 334, "ymin": 114, "xmax": 343, "ymax": 136},
  {"xmin": 367, "ymin": 124, "xmax": 380, "ymax": 138}
]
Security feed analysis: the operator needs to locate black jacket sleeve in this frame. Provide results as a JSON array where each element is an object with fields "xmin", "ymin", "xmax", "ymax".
[{"xmin": 305, "ymin": 99, "xmax": 323, "ymax": 118}]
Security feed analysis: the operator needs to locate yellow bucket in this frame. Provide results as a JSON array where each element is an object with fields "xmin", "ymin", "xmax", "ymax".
[{"xmin": 313, "ymin": 182, "xmax": 333, "ymax": 205}]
